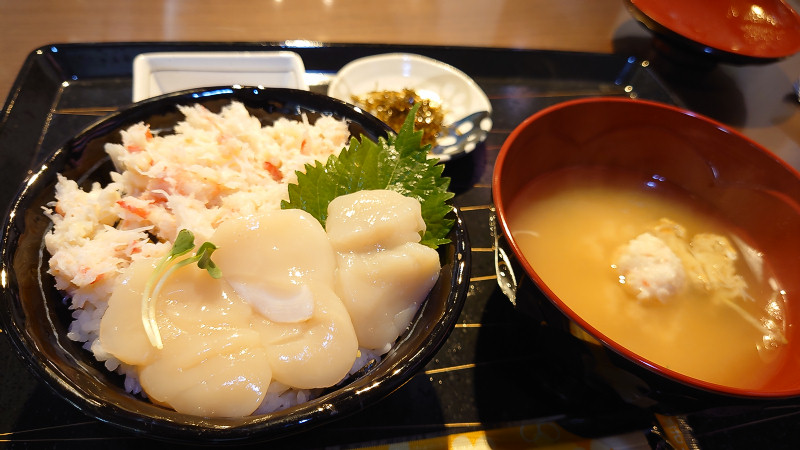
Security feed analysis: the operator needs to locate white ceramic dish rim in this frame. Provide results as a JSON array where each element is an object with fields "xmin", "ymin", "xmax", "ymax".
[
  {"xmin": 327, "ymin": 53, "xmax": 493, "ymax": 161},
  {"xmin": 132, "ymin": 51, "xmax": 309, "ymax": 102}
]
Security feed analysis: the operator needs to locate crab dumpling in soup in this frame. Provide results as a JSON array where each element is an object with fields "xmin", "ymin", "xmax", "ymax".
[{"xmin": 327, "ymin": 190, "xmax": 441, "ymax": 352}]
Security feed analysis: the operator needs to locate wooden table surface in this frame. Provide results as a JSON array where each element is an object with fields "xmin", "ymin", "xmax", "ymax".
[
  {"xmin": 1, "ymin": 0, "xmax": 799, "ymax": 166},
  {"xmin": 0, "ymin": 0, "xmax": 635, "ymax": 101}
]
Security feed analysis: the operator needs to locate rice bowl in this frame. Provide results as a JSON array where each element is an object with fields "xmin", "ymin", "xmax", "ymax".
[{"xmin": 0, "ymin": 87, "xmax": 470, "ymax": 442}]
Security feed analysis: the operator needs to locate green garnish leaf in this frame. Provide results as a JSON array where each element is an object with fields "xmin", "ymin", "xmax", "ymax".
[
  {"xmin": 141, "ymin": 230, "xmax": 222, "ymax": 349},
  {"xmin": 196, "ymin": 242, "xmax": 222, "ymax": 279},
  {"xmin": 170, "ymin": 229, "xmax": 196, "ymax": 258},
  {"xmin": 281, "ymin": 103, "xmax": 454, "ymax": 248}
]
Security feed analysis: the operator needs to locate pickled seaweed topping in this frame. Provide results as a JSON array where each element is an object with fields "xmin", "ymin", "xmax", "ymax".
[{"xmin": 351, "ymin": 88, "xmax": 445, "ymax": 147}]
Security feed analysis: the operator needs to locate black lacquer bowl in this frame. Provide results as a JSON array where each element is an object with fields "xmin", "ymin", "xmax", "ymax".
[{"xmin": 0, "ymin": 86, "xmax": 470, "ymax": 443}]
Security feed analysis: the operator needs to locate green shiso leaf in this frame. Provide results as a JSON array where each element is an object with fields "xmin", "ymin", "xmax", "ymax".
[{"xmin": 281, "ymin": 103, "xmax": 454, "ymax": 248}]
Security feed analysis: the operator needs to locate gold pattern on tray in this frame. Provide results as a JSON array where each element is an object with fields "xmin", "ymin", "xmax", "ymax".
[
  {"xmin": 470, "ymin": 275, "xmax": 499, "ymax": 282},
  {"xmin": 458, "ymin": 204, "xmax": 493, "ymax": 211},
  {"xmin": 55, "ymin": 107, "xmax": 121, "ymax": 115}
]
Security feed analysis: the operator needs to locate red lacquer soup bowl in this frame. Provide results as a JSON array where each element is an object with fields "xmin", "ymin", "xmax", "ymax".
[
  {"xmin": 493, "ymin": 97, "xmax": 800, "ymax": 402},
  {"xmin": 626, "ymin": 0, "xmax": 800, "ymax": 63}
]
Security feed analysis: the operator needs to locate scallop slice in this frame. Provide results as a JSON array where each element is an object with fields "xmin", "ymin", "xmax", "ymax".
[
  {"xmin": 212, "ymin": 209, "xmax": 359, "ymax": 389},
  {"xmin": 335, "ymin": 242, "xmax": 440, "ymax": 351},
  {"xmin": 326, "ymin": 190, "xmax": 441, "ymax": 352},
  {"xmin": 139, "ymin": 327, "xmax": 271, "ymax": 417},
  {"xmin": 99, "ymin": 258, "xmax": 160, "ymax": 366},
  {"xmin": 212, "ymin": 209, "xmax": 336, "ymax": 323},
  {"xmin": 253, "ymin": 285, "xmax": 359, "ymax": 389},
  {"xmin": 100, "ymin": 257, "xmax": 272, "ymax": 417},
  {"xmin": 326, "ymin": 189, "xmax": 425, "ymax": 253}
]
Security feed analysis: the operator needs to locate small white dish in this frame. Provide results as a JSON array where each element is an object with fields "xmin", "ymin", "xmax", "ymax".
[
  {"xmin": 132, "ymin": 51, "xmax": 308, "ymax": 102},
  {"xmin": 328, "ymin": 53, "xmax": 492, "ymax": 161}
]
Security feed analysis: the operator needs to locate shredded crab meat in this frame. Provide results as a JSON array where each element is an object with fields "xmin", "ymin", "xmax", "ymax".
[{"xmin": 613, "ymin": 218, "xmax": 787, "ymax": 344}]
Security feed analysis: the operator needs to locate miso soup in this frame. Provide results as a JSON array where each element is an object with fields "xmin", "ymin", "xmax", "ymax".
[{"xmin": 507, "ymin": 166, "xmax": 790, "ymax": 389}]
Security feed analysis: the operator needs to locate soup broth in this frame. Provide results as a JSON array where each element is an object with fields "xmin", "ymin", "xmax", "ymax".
[{"xmin": 507, "ymin": 166, "xmax": 790, "ymax": 389}]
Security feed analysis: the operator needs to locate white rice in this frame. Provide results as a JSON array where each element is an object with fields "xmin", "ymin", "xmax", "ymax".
[{"xmin": 43, "ymin": 101, "xmax": 356, "ymax": 411}]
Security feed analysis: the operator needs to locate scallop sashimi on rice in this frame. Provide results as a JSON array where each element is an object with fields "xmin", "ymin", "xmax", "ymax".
[{"xmin": 43, "ymin": 101, "xmax": 445, "ymax": 417}]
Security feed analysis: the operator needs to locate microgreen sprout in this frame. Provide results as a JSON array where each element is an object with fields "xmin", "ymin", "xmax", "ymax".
[{"xmin": 141, "ymin": 229, "xmax": 221, "ymax": 349}]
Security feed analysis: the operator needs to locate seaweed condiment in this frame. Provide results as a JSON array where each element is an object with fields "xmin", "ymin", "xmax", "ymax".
[{"xmin": 351, "ymin": 88, "xmax": 445, "ymax": 147}]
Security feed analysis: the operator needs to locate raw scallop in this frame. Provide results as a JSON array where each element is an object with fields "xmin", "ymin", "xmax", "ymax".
[{"xmin": 327, "ymin": 190, "xmax": 441, "ymax": 352}]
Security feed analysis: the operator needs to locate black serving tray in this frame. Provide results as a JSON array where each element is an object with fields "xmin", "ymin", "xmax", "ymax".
[{"xmin": 3, "ymin": 42, "xmax": 794, "ymax": 450}]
